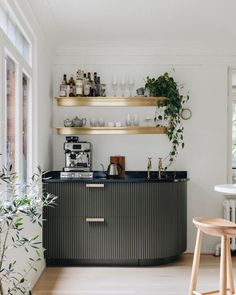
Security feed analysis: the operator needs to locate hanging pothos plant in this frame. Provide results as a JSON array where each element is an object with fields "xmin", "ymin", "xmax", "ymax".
[{"xmin": 145, "ymin": 72, "xmax": 189, "ymax": 168}]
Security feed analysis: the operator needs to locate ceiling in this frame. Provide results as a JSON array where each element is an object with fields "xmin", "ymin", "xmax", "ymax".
[{"xmin": 26, "ymin": 0, "xmax": 236, "ymax": 46}]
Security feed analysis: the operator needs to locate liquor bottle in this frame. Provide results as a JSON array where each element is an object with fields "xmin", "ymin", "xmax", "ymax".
[
  {"xmin": 94, "ymin": 72, "xmax": 98, "ymax": 96},
  {"xmin": 88, "ymin": 72, "xmax": 91, "ymax": 84},
  {"xmin": 75, "ymin": 69, "xmax": 83, "ymax": 96},
  {"xmin": 88, "ymin": 72, "xmax": 92, "ymax": 96},
  {"xmin": 97, "ymin": 76, "xmax": 101, "ymax": 96},
  {"xmin": 94, "ymin": 72, "xmax": 97, "ymax": 83},
  {"xmin": 83, "ymin": 73, "xmax": 90, "ymax": 96},
  {"xmin": 59, "ymin": 74, "xmax": 67, "ymax": 97},
  {"xmin": 90, "ymin": 73, "xmax": 96, "ymax": 97},
  {"xmin": 68, "ymin": 75, "xmax": 75, "ymax": 97}
]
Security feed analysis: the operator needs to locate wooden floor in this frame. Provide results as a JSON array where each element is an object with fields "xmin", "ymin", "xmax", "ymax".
[{"xmin": 33, "ymin": 254, "xmax": 235, "ymax": 295}]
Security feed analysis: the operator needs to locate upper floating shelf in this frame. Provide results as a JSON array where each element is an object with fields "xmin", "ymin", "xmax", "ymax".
[
  {"xmin": 54, "ymin": 96, "xmax": 166, "ymax": 107},
  {"xmin": 56, "ymin": 126, "xmax": 167, "ymax": 135}
]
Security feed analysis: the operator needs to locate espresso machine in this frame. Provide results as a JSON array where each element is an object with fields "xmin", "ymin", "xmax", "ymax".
[{"xmin": 60, "ymin": 137, "xmax": 93, "ymax": 179}]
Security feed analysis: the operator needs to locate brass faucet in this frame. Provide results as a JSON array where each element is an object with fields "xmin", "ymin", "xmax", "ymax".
[
  {"xmin": 158, "ymin": 157, "xmax": 163, "ymax": 179},
  {"xmin": 147, "ymin": 157, "xmax": 152, "ymax": 180}
]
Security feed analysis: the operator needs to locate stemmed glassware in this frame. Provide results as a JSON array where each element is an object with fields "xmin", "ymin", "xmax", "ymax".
[
  {"xmin": 111, "ymin": 76, "xmax": 134, "ymax": 97},
  {"xmin": 127, "ymin": 77, "xmax": 134, "ymax": 97},
  {"xmin": 111, "ymin": 76, "xmax": 118, "ymax": 96},
  {"xmin": 119, "ymin": 77, "xmax": 126, "ymax": 97}
]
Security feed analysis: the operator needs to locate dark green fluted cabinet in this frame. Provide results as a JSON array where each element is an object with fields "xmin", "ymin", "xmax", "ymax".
[{"xmin": 43, "ymin": 182, "xmax": 187, "ymax": 265}]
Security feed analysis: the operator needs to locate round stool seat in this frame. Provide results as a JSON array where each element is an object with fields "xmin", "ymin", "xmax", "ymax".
[
  {"xmin": 193, "ymin": 216, "xmax": 236, "ymax": 237},
  {"xmin": 190, "ymin": 216, "xmax": 236, "ymax": 295},
  {"xmin": 193, "ymin": 217, "xmax": 236, "ymax": 237}
]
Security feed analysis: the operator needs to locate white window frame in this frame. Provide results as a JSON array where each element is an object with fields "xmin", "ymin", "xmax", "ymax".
[
  {"xmin": 227, "ymin": 67, "xmax": 236, "ymax": 183},
  {"xmin": 0, "ymin": 0, "xmax": 37, "ymax": 181}
]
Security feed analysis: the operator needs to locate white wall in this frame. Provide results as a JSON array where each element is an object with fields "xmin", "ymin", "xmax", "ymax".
[
  {"xmin": 37, "ymin": 39, "xmax": 53, "ymax": 170},
  {"xmin": 53, "ymin": 42, "xmax": 234, "ymax": 254}
]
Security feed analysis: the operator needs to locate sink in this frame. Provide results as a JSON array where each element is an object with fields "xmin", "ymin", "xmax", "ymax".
[{"xmin": 93, "ymin": 174, "xmax": 107, "ymax": 180}]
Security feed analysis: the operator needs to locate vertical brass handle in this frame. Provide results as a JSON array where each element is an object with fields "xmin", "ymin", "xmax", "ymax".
[{"xmin": 86, "ymin": 218, "xmax": 105, "ymax": 223}]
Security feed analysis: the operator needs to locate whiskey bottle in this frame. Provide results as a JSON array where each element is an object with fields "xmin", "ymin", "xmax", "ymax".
[
  {"xmin": 90, "ymin": 73, "xmax": 96, "ymax": 96},
  {"xmin": 75, "ymin": 69, "xmax": 83, "ymax": 96},
  {"xmin": 88, "ymin": 72, "xmax": 92, "ymax": 96},
  {"xmin": 68, "ymin": 75, "xmax": 75, "ymax": 97},
  {"xmin": 83, "ymin": 73, "xmax": 91, "ymax": 96},
  {"xmin": 94, "ymin": 72, "xmax": 98, "ymax": 96},
  {"xmin": 59, "ymin": 74, "xmax": 67, "ymax": 97},
  {"xmin": 97, "ymin": 76, "xmax": 101, "ymax": 96}
]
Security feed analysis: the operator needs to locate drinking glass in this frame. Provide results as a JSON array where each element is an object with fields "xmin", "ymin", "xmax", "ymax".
[
  {"xmin": 128, "ymin": 78, "xmax": 134, "ymax": 97},
  {"xmin": 119, "ymin": 77, "xmax": 126, "ymax": 97},
  {"xmin": 111, "ymin": 77, "xmax": 118, "ymax": 96},
  {"xmin": 133, "ymin": 114, "xmax": 139, "ymax": 126},
  {"xmin": 90, "ymin": 118, "xmax": 98, "ymax": 127},
  {"xmin": 98, "ymin": 117, "xmax": 105, "ymax": 127},
  {"xmin": 144, "ymin": 117, "xmax": 152, "ymax": 127},
  {"xmin": 126, "ymin": 114, "xmax": 132, "ymax": 126}
]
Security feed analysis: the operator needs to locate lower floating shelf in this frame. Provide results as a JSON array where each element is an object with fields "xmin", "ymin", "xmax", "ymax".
[{"xmin": 56, "ymin": 126, "xmax": 167, "ymax": 135}]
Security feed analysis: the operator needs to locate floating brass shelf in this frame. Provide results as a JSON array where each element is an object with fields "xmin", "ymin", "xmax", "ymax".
[
  {"xmin": 56, "ymin": 126, "xmax": 167, "ymax": 135},
  {"xmin": 55, "ymin": 96, "xmax": 166, "ymax": 107}
]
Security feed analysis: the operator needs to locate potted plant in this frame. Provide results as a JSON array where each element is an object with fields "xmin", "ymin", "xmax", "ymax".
[
  {"xmin": 145, "ymin": 71, "xmax": 189, "ymax": 167},
  {"xmin": 0, "ymin": 165, "xmax": 57, "ymax": 295}
]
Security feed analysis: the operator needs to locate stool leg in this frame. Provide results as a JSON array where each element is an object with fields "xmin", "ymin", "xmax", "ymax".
[
  {"xmin": 220, "ymin": 235, "xmax": 227, "ymax": 295},
  {"xmin": 226, "ymin": 237, "xmax": 235, "ymax": 295},
  {"xmin": 189, "ymin": 229, "xmax": 202, "ymax": 295}
]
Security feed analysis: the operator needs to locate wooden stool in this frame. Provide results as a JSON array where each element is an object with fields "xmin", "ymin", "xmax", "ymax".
[{"xmin": 189, "ymin": 217, "xmax": 236, "ymax": 295}]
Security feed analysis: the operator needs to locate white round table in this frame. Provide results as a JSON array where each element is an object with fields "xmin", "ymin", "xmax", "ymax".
[{"xmin": 214, "ymin": 184, "xmax": 236, "ymax": 194}]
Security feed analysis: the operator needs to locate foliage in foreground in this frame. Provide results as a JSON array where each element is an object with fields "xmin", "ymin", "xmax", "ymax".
[{"xmin": 0, "ymin": 165, "xmax": 57, "ymax": 295}]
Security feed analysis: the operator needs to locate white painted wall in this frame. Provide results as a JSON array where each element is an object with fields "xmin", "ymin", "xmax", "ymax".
[
  {"xmin": 37, "ymin": 40, "xmax": 53, "ymax": 170},
  {"xmin": 53, "ymin": 42, "xmax": 233, "ymax": 254}
]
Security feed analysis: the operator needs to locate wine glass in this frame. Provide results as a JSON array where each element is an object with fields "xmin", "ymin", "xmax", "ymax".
[
  {"xmin": 133, "ymin": 114, "xmax": 139, "ymax": 126},
  {"xmin": 128, "ymin": 77, "xmax": 134, "ymax": 97},
  {"xmin": 126, "ymin": 114, "xmax": 132, "ymax": 126},
  {"xmin": 119, "ymin": 77, "xmax": 126, "ymax": 97},
  {"xmin": 111, "ymin": 76, "xmax": 118, "ymax": 97}
]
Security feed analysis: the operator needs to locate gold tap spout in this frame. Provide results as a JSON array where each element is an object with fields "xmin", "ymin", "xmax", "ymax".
[
  {"xmin": 147, "ymin": 157, "xmax": 152, "ymax": 180},
  {"xmin": 158, "ymin": 157, "xmax": 163, "ymax": 179}
]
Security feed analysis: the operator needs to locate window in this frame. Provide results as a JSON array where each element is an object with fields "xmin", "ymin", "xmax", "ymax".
[
  {"xmin": 0, "ymin": 4, "xmax": 31, "ymax": 64},
  {"xmin": 229, "ymin": 69, "xmax": 236, "ymax": 183},
  {"xmin": 22, "ymin": 73, "xmax": 30, "ymax": 183},
  {"xmin": 0, "ymin": 1, "xmax": 34, "ymax": 182},
  {"xmin": 5, "ymin": 55, "xmax": 16, "ymax": 169}
]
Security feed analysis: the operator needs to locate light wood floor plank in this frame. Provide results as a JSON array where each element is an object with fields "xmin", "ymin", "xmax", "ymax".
[{"xmin": 33, "ymin": 254, "xmax": 236, "ymax": 295}]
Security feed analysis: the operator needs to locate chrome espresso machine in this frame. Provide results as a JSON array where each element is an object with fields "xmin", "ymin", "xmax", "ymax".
[{"xmin": 60, "ymin": 137, "xmax": 93, "ymax": 179}]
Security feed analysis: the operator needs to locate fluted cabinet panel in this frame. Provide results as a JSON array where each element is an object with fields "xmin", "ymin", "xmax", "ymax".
[{"xmin": 43, "ymin": 181, "xmax": 187, "ymax": 265}]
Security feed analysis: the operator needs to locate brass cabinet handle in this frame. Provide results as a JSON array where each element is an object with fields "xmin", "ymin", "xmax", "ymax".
[
  {"xmin": 86, "ymin": 184, "xmax": 104, "ymax": 188},
  {"xmin": 86, "ymin": 218, "xmax": 105, "ymax": 223}
]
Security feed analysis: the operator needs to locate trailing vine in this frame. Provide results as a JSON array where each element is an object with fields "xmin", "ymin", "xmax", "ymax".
[{"xmin": 145, "ymin": 72, "xmax": 189, "ymax": 168}]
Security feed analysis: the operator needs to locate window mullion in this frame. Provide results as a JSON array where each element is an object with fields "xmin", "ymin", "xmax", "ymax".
[
  {"xmin": 229, "ymin": 67, "xmax": 236, "ymax": 183},
  {"xmin": 15, "ymin": 61, "xmax": 22, "ymax": 177},
  {"xmin": 0, "ymin": 36, "xmax": 5, "ymax": 168}
]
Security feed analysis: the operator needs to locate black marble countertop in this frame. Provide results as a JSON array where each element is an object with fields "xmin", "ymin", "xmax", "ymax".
[{"xmin": 43, "ymin": 171, "xmax": 189, "ymax": 183}]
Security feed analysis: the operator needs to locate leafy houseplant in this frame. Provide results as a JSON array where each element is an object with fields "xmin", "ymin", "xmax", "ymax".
[
  {"xmin": 0, "ymin": 165, "xmax": 57, "ymax": 295},
  {"xmin": 145, "ymin": 72, "xmax": 189, "ymax": 167}
]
